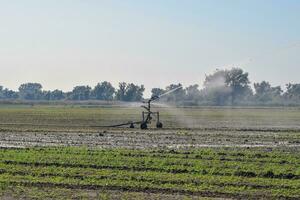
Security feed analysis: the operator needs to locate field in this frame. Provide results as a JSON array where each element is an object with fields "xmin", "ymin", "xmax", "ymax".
[{"xmin": 0, "ymin": 105, "xmax": 299, "ymax": 199}]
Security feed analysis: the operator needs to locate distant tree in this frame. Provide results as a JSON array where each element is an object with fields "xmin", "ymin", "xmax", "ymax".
[
  {"xmin": 18, "ymin": 83, "xmax": 43, "ymax": 100},
  {"xmin": 71, "ymin": 85, "xmax": 91, "ymax": 100},
  {"xmin": 0, "ymin": 86, "xmax": 3, "ymax": 99},
  {"xmin": 202, "ymin": 68, "xmax": 250, "ymax": 105},
  {"xmin": 2, "ymin": 88, "xmax": 18, "ymax": 99},
  {"xmin": 226, "ymin": 68, "xmax": 250, "ymax": 104},
  {"xmin": 254, "ymin": 81, "xmax": 282, "ymax": 103},
  {"xmin": 202, "ymin": 87, "xmax": 231, "ymax": 106},
  {"xmin": 123, "ymin": 83, "xmax": 145, "ymax": 101},
  {"xmin": 50, "ymin": 90, "xmax": 65, "ymax": 100},
  {"xmin": 116, "ymin": 82, "xmax": 145, "ymax": 102},
  {"xmin": 240, "ymin": 86, "xmax": 254, "ymax": 104},
  {"xmin": 151, "ymin": 88, "xmax": 165, "ymax": 98},
  {"xmin": 185, "ymin": 84, "xmax": 201, "ymax": 105},
  {"xmin": 185, "ymin": 84, "xmax": 200, "ymax": 100},
  {"xmin": 254, "ymin": 81, "xmax": 271, "ymax": 97},
  {"xmin": 42, "ymin": 91, "xmax": 51, "ymax": 100},
  {"xmin": 65, "ymin": 91, "xmax": 73, "ymax": 100},
  {"xmin": 284, "ymin": 83, "xmax": 300, "ymax": 101},
  {"xmin": 92, "ymin": 81, "xmax": 115, "ymax": 100},
  {"xmin": 41, "ymin": 90, "xmax": 64, "ymax": 101},
  {"xmin": 116, "ymin": 82, "xmax": 127, "ymax": 101},
  {"xmin": 0, "ymin": 85, "xmax": 22, "ymax": 99},
  {"xmin": 163, "ymin": 83, "xmax": 185, "ymax": 102},
  {"xmin": 204, "ymin": 70, "xmax": 228, "ymax": 88},
  {"xmin": 203, "ymin": 70, "xmax": 232, "ymax": 105}
]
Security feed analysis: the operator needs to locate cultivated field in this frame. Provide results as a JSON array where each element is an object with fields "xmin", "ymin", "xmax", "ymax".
[{"xmin": 0, "ymin": 105, "xmax": 299, "ymax": 199}]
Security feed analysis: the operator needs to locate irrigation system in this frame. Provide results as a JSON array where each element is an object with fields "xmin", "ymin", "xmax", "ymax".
[{"xmin": 97, "ymin": 85, "xmax": 183, "ymax": 129}]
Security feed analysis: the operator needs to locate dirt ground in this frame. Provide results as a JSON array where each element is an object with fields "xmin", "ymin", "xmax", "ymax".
[{"xmin": 0, "ymin": 127, "xmax": 299, "ymax": 149}]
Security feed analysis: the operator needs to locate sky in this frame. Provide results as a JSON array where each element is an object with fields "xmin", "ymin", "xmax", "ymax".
[{"xmin": 0, "ymin": 0, "xmax": 299, "ymax": 97}]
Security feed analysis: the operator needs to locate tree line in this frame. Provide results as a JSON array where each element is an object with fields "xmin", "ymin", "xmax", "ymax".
[
  {"xmin": 1, "ymin": 68, "xmax": 300, "ymax": 106},
  {"xmin": 0, "ymin": 82, "xmax": 145, "ymax": 102}
]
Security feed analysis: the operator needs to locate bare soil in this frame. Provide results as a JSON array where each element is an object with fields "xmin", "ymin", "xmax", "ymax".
[{"xmin": 0, "ymin": 128, "xmax": 299, "ymax": 149}]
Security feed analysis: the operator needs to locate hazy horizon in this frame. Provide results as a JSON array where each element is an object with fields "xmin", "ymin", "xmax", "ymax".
[{"xmin": 1, "ymin": 0, "xmax": 300, "ymax": 97}]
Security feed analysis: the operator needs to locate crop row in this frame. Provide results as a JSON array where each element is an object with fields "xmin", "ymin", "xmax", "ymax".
[
  {"xmin": 0, "ymin": 170, "xmax": 299, "ymax": 199},
  {"xmin": 1, "ymin": 147, "xmax": 299, "ymax": 166},
  {"xmin": 0, "ymin": 161, "xmax": 299, "ymax": 189},
  {"xmin": 0, "ymin": 148, "xmax": 299, "ymax": 179},
  {"xmin": 0, "ymin": 147, "xmax": 299, "ymax": 199}
]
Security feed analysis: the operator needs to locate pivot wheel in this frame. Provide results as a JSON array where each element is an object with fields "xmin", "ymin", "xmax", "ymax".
[
  {"xmin": 140, "ymin": 122, "xmax": 148, "ymax": 129},
  {"xmin": 129, "ymin": 123, "xmax": 135, "ymax": 128},
  {"xmin": 156, "ymin": 122, "xmax": 163, "ymax": 128}
]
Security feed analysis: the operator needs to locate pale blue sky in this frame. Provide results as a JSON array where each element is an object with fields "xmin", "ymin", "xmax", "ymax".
[{"xmin": 0, "ymin": 0, "xmax": 299, "ymax": 96}]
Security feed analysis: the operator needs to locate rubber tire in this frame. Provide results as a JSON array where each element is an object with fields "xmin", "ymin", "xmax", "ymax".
[
  {"xmin": 140, "ymin": 122, "xmax": 148, "ymax": 129},
  {"xmin": 156, "ymin": 122, "xmax": 163, "ymax": 128}
]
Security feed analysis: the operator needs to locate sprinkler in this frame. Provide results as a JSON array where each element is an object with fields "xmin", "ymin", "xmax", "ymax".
[
  {"xmin": 138, "ymin": 85, "xmax": 183, "ymax": 129},
  {"xmin": 93, "ymin": 85, "xmax": 182, "ymax": 129},
  {"xmin": 140, "ymin": 95, "xmax": 162, "ymax": 129}
]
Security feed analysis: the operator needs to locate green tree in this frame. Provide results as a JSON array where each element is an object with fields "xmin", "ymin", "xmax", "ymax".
[
  {"xmin": 18, "ymin": 83, "xmax": 43, "ymax": 100},
  {"xmin": 226, "ymin": 68, "xmax": 251, "ymax": 104},
  {"xmin": 116, "ymin": 82, "xmax": 145, "ymax": 101},
  {"xmin": 203, "ymin": 70, "xmax": 232, "ymax": 105},
  {"xmin": 151, "ymin": 88, "xmax": 165, "ymax": 98},
  {"xmin": 92, "ymin": 81, "xmax": 115, "ymax": 100},
  {"xmin": 2, "ymin": 88, "xmax": 18, "ymax": 99},
  {"xmin": 0, "ymin": 86, "xmax": 18, "ymax": 99},
  {"xmin": 115, "ymin": 82, "xmax": 127, "ymax": 101},
  {"xmin": 163, "ymin": 83, "xmax": 185, "ymax": 102},
  {"xmin": 203, "ymin": 68, "xmax": 251, "ymax": 105},
  {"xmin": 254, "ymin": 81, "xmax": 282, "ymax": 103},
  {"xmin": 42, "ymin": 91, "xmax": 51, "ymax": 100},
  {"xmin": 185, "ymin": 84, "xmax": 201, "ymax": 105},
  {"xmin": 284, "ymin": 83, "xmax": 300, "ymax": 102},
  {"xmin": 50, "ymin": 90, "xmax": 65, "ymax": 100},
  {"xmin": 71, "ymin": 86, "xmax": 91, "ymax": 100},
  {"xmin": 123, "ymin": 83, "xmax": 145, "ymax": 101},
  {"xmin": 0, "ymin": 86, "xmax": 3, "ymax": 99}
]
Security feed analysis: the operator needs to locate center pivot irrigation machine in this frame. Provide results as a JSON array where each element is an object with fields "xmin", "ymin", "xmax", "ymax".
[
  {"xmin": 139, "ymin": 94, "xmax": 161, "ymax": 129},
  {"xmin": 101, "ymin": 86, "xmax": 183, "ymax": 129}
]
